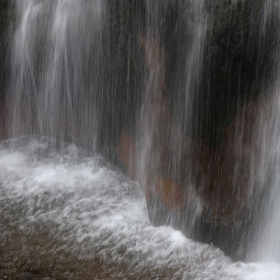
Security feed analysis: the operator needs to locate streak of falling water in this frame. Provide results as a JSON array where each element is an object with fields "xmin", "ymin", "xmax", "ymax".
[
  {"xmin": 245, "ymin": 0, "xmax": 280, "ymax": 262},
  {"xmin": 246, "ymin": 79, "xmax": 280, "ymax": 261},
  {"xmin": 8, "ymin": 0, "xmax": 105, "ymax": 149},
  {"xmin": 137, "ymin": 0, "xmax": 206, "ymax": 234}
]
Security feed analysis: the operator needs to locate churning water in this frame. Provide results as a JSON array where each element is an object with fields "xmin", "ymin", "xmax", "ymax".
[{"xmin": 1, "ymin": 137, "xmax": 280, "ymax": 279}]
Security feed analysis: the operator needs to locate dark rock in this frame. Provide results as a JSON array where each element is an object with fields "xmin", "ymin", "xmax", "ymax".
[
  {"xmin": 199, "ymin": 0, "xmax": 277, "ymax": 146},
  {"xmin": 0, "ymin": 0, "xmax": 9, "ymax": 140},
  {"xmin": 114, "ymin": 0, "xmax": 279, "ymax": 260},
  {"xmin": 0, "ymin": 0, "xmax": 10, "ymax": 105}
]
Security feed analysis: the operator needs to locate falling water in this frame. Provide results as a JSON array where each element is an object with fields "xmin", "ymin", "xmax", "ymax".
[
  {"xmin": 8, "ymin": 0, "xmax": 104, "ymax": 149},
  {"xmin": 245, "ymin": 0, "xmax": 280, "ymax": 261},
  {"xmin": 1, "ymin": 0, "xmax": 280, "ymax": 279},
  {"xmin": 137, "ymin": 0, "xmax": 206, "ymax": 235}
]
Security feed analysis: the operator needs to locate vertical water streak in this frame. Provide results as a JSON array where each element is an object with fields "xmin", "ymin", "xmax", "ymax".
[
  {"xmin": 8, "ymin": 0, "xmax": 105, "ymax": 150},
  {"xmin": 245, "ymin": 0, "xmax": 280, "ymax": 262},
  {"xmin": 137, "ymin": 0, "xmax": 206, "ymax": 235}
]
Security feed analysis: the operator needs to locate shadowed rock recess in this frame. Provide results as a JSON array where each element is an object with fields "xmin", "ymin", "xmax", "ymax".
[{"xmin": 0, "ymin": 0, "xmax": 279, "ymax": 266}]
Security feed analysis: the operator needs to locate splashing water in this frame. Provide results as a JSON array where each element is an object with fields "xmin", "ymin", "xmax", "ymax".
[{"xmin": 0, "ymin": 137, "xmax": 279, "ymax": 279}]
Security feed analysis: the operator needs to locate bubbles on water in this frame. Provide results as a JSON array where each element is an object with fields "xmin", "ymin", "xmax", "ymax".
[{"xmin": 0, "ymin": 137, "xmax": 279, "ymax": 279}]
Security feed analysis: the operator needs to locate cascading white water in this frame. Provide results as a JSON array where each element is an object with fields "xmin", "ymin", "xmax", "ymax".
[
  {"xmin": 240, "ymin": 0, "xmax": 280, "ymax": 262},
  {"xmin": 8, "ymin": 0, "xmax": 104, "ymax": 149},
  {"xmin": 1, "ymin": 137, "xmax": 280, "ymax": 279},
  {"xmin": 2, "ymin": 0, "xmax": 280, "ymax": 278}
]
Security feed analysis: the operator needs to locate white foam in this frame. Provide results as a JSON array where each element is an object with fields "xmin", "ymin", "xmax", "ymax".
[{"xmin": 0, "ymin": 138, "xmax": 279, "ymax": 279}]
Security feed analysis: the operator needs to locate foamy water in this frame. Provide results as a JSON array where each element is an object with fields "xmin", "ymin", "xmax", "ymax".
[{"xmin": 0, "ymin": 138, "xmax": 279, "ymax": 279}]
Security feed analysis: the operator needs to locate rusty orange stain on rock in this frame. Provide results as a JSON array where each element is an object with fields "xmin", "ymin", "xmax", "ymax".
[
  {"xmin": 116, "ymin": 130, "xmax": 137, "ymax": 180},
  {"xmin": 149, "ymin": 178, "xmax": 185, "ymax": 210}
]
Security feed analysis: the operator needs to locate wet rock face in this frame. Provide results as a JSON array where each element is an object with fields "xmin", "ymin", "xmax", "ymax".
[
  {"xmin": 0, "ymin": 0, "xmax": 277, "ymax": 261},
  {"xmin": 200, "ymin": 0, "xmax": 277, "ymax": 147},
  {"xmin": 0, "ymin": 0, "xmax": 9, "ymax": 103},
  {"xmin": 97, "ymin": 0, "xmax": 146, "ymax": 161},
  {"xmin": 115, "ymin": 0, "xmax": 279, "ymax": 260},
  {"xmin": 0, "ymin": 0, "xmax": 9, "ymax": 140}
]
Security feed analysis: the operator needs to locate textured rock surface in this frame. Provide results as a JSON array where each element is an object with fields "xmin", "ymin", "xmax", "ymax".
[{"xmin": 115, "ymin": 0, "xmax": 278, "ymax": 260}]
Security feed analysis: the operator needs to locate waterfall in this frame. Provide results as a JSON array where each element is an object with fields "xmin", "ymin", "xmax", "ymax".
[
  {"xmin": 136, "ymin": 0, "xmax": 206, "ymax": 236},
  {"xmin": 245, "ymin": 0, "xmax": 280, "ymax": 261},
  {"xmin": 8, "ymin": 0, "xmax": 104, "ymax": 149},
  {"xmin": 2, "ymin": 0, "xmax": 280, "ymax": 278}
]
